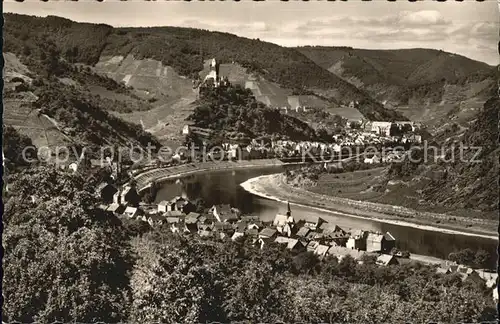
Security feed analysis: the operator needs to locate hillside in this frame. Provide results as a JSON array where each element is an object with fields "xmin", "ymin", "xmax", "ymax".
[
  {"xmin": 4, "ymin": 13, "xmax": 407, "ymax": 124},
  {"xmin": 297, "ymin": 46, "xmax": 494, "ymax": 87},
  {"xmin": 386, "ymin": 96, "xmax": 499, "ymax": 217},
  {"xmin": 419, "ymin": 96, "xmax": 499, "ymax": 213},
  {"xmin": 3, "ymin": 49, "xmax": 161, "ymax": 152},
  {"xmin": 297, "ymin": 46, "xmax": 496, "ymax": 130},
  {"xmin": 187, "ymin": 85, "xmax": 321, "ymax": 143}
]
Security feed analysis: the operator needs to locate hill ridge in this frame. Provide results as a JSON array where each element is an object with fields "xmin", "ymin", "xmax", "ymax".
[{"xmin": 4, "ymin": 12, "xmax": 406, "ymax": 122}]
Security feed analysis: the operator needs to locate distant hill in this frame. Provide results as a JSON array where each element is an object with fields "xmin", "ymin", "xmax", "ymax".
[
  {"xmin": 4, "ymin": 13, "xmax": 406, "ymax": 123},
  {"xmin": 297, "ymin": 46, "xmax": 496, "ymax": 130},
  {"xmin": 296, "ymin": 46, "xmax": 494, "ymax": 87}
]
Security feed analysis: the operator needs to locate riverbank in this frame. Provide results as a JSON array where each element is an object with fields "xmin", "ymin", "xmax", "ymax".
[
  {"xmin": 134, "ymin": 159, "xmax": 308, "ymax": 191},
  {"xmin": 240, "ymin": 173, "xmax": 497, "ymax": 240}
]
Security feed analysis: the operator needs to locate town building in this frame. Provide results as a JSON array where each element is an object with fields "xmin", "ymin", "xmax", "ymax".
[
  {"xmin": 158, "ymin": 197, "xmax": 196, "ymax": 214},
  {"xmin": 274, "ymin": 237, "xmax": 306, "ymax": 252},
  {"xmin": 124, "ymin": 206, "xmax": 141, "ymax": 218},
  {"xmin": 106, "ymin": 203, "xmax": 125, "ymax": 215},
  {"xmin": 306, "ymin": 241, "xmax": 320, "ymax": 252},
  {"xmin": 210, "ymin": 204, "xmax": 240, "ymax": 223},
  {"xmin": 364, "ymin": 155, "xmax": 381, "ymax": 164},
  {"xmin": 369, "ymin": 121, "xmax": 392, "ymax": 136},
  {"xmin": 259, "ymin": 228, "xmax": 278, "ymax": 240},
  {"xmin": 304, "ymin": 216, "xmax": 327, "ymax": 231},
  {"xmin": 366, "ymin": 232, "xmax": 396, "ymax": 253},
  {"xmin": 376, "ymin": 254, "xmax": 399, "ymax": 266},
  {"xmin": 314, "ymin": 244, "xmax": 330, "ymax": 258},
  {"xmin": 346, "ymin": 230, "xmax": 368, "ymax": 250},
  {"xmin": 273, "ymin": 202, "xmax": 295, "ymax": 237},
  {"xmin": 296, "ymin": 226, "xmax": 311, "ymax": 238}
]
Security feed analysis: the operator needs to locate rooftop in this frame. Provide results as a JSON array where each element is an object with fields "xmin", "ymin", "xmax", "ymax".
[{"xmin": 259, "ymin": 227, "xmax": 278, "ymax": 238}]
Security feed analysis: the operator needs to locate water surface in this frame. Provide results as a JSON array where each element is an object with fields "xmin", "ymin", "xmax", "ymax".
[{"xmin": 155, "ymin": 167, "xmax": 497, "ymax": 268}]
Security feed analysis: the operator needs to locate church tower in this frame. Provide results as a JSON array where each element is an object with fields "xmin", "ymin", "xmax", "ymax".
[{"xmin": 210, "ymin": 58, "xmax": 219, "ymax": 82}]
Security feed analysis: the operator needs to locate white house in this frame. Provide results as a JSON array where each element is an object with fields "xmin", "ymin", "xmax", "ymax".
[
  {"xmin": 124, "ymin": 206, "xmax": 139, "ymax": 218},
  {"xmin": 158, "ymin": 200, "xmax": 170, "ymax": 213},
  {"xmin": 371, "ymin": 122, "xmax": 392, "ymax": 136},
  {"xmin": 364, "ymin": 155, "xmax": 381, "ymax": 164}
]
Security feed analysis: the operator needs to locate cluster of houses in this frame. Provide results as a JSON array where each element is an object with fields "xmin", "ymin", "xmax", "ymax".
[
  {"xmin": 333, "ymin": 128, "xmax": 422, "ymax": 146},
  {"xmin": 182, "ymin": 125, "xmax": 421, "ymax": 163},
  {"xmin": 97, "ymin": 181, "xmax": 400, "ymax": 266},
  {"xmin": 363, "ymin": 149, "xmax": 406, "ymax": 164},
  {"xmin": 105, "ymin": 193, "xmax": 402, "ymax": 266},
  {"xmin": 436, "ymin": 260, "xmax": 498, "ymax": 301},
  {"xmin": 97, "ymin": 183, "xmax": 499, "ymax": 300},
  {"xmin": 365, "ymin": 121, "xmax": 420, "ymax": 137},
  {"xmin": 436, "ymin": 261, "xmax": 498, "ymax": 286}
]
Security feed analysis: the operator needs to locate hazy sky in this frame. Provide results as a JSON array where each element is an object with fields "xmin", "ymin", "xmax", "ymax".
[{"xmin": 5, "ymin": 1, "xmax": 499, "ymax": 65}]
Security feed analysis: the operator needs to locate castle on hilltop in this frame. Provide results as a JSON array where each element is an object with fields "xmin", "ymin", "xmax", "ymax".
[{"xmin": 201, "ymin": 58, "xmax": 229, "ymax": 89}]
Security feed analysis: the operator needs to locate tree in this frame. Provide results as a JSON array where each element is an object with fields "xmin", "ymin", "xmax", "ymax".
[
  {"xmin": 224, "ymin": 261, "xmax": 289, "ymax": 322},
  {"xmin": 3, "ymin": 125, "xmax": 37, "ymax": 168},
  {"xmin": 448, "ymin": 248, "xmax": 476, "ymax": 266},
  {"xmin": 292, "ymin": 251, "xmax": 321, "ymax": 275},
  {"xmin": 129, "ymin": 235, "xmax": 226, "ymax": 323},
  {"xmin": 3, "ymin": 167, "xmax": 132, "ymax": 323},
  {"xmin": 474, "ymin": 250, "xmax": 490, "ymax": 269}
]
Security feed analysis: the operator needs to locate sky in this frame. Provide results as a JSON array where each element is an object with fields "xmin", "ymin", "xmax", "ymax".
[{"xmin": 5, "ymin": 1, "xmax": 499, "ymax": 65}]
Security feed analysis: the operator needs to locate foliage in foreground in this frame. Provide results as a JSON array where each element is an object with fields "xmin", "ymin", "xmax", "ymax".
[{"xmin": 2, "ymin": 166, "xmax": 496, "ymax": 323}]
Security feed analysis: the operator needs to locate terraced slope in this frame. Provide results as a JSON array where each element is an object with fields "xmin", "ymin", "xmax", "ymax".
[{"xmin": 5, "ymin": 13, "xmax": 406, "ymax": 123}]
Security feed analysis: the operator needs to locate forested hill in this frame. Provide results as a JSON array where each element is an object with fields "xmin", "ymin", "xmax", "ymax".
[
  {"xmin": 388, "ymin": 96, "xmax": 499, "ymax": 215},
  {"xmin": 419, "ymin": 96, "xmax": 499, "ymax": 213},
  {"xmin": 4, "ymin": 13, "xmax": 407, "ymax": 121},
  {"xmin": 3, "ymin": 165, "xmax": 496, "ymax": 323},
  {"xmin": 296, "ymin": 46, "xmax": 496, "ymax": 109},
  {"xmin": 188, "ymin": 85, "xmax": 321, "ymax": 142},
  {"xmin": 296, "ymin": 46, "xmax": 495, "ymax": 87},
  {"xmin": 3, "ymin": 37, "xmax": 161, "ymax": 151}
]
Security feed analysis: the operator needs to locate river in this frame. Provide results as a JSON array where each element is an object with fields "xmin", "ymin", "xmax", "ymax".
[{"xmin": 154, "ymin": 166, "xmax": 497, "ymax": 268}]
